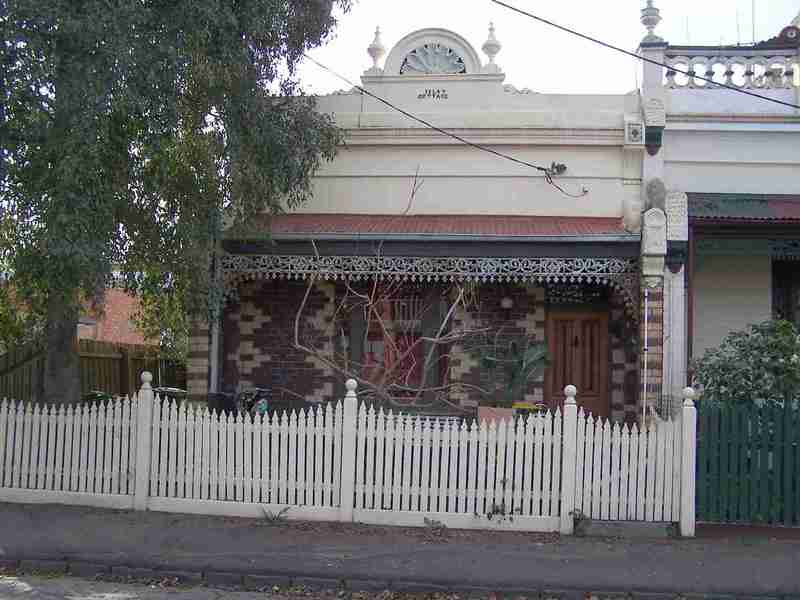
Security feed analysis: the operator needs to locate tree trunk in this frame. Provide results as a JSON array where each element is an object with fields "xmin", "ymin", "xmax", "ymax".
[{"xmin": 42, "ymin": 296, "xmax": 81, "ymax": 405}]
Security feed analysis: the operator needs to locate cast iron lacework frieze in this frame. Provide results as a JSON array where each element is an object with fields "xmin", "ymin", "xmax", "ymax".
[
  {"xmin": 546, "ymin": 284, "xmax": 607, "ymax": 305},
  {"xmin": 221, "ymin": 254, "xmax": 641, "ymax": 315}
]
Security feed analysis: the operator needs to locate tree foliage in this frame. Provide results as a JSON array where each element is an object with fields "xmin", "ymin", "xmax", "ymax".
[
  {"xmin": 1, "ymin": 0, "xmax": 348, "ymax": 388},
  {"xmin": 692, "ymin": 320, "xmax": 800, "ymax": 406}
]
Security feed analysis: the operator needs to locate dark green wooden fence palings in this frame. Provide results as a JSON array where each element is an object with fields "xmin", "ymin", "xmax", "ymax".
[{"xmin": 696, "ymin": 402, "xmax": 800, "ymax": 525}]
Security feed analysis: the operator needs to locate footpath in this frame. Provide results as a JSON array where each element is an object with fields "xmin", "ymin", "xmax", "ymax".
[{"xmin": 1, "ymin": 503, "xmax": 799, "ymax": 597}]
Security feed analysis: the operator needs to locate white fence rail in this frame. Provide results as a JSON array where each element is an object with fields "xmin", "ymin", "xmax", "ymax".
[{"xmin": 0, "ymin": 374, "xmax": 698, "ymax": 536}]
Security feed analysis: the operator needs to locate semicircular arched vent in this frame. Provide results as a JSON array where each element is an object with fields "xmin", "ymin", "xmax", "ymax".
[{"xmin": 399, "ymin": 43, "xmax": 467, "ymax": 75}]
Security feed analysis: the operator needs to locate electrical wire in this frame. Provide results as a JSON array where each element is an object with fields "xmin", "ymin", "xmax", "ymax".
[
  {"xmin": 489, "ymin": 0, "xmax": 800, "ymax": 111},
  {"xmin": 302, "ymin": 53, "xmax": 589, "ymax": 198}
]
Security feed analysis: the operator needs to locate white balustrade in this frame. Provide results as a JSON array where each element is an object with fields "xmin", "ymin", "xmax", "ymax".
[{"xmin": 664, "ymin": 51, "xmax": 799, "ymax": 90}]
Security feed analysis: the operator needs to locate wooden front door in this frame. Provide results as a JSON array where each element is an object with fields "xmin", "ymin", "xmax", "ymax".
[{"xmin": 546, "ymin": 310, "xmax": 610, "ymax": 418}]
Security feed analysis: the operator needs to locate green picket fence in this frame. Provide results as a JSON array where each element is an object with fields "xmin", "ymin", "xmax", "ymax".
[{"xmin": 696, "ymin": 402, "xmax": 800, "ymax": 525}]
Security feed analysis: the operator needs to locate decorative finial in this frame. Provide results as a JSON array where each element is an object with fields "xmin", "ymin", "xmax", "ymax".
[
  {"xmin": 564, "ymin": 385, "xmax": 577, "ymax": 404},
  {"xmin": 683, "ymin": 387, "xmax": 696, "ymax": 406},
  {"xmin": 482, "ymin": 22, "xmax": 502, "ymax": 73},
  {"xmin": 640, "ymin": 0, "xmax": 664, "ymax": 43},
  {"xmin": 366, "ymin": 26, "xmax": 386, "ymax": 74},
  {"xmin": 141, "ymin": 371, "xmax": 153, "ymax": 388}
]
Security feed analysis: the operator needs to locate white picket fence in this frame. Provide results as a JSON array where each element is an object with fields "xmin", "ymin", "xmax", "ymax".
[
  {"xmin": 352, "ymin": 405, "xmax": 564, "ymax": 531},
  {"xmin": 0, "ymin": 375, "xmax": 698, "ymax": 536},
  {"xmin": 0, "ymin": 397, "xmax": 137, "ymax": 508},
  {"xmin": 146, "ymin": 400, "xmax": 345, "ymax": 521},
  {"xmin": 574, "ymin": 414, "xmax": 683, "ymax": 523}
]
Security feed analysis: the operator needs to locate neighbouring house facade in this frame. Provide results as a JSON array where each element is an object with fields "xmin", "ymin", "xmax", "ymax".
[
  {"xmin": 78, "ymin": 288, "xmax": 148, "ymax": 346},
  {"xmin": 187, "ymin": 4, "xmax": 800, "ymax": 423},
  {"xmin": 648, "ymin": 9, "xmax": 800, "ymax": 378}
]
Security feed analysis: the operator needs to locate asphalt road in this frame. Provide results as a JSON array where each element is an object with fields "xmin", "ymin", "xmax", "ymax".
[{"xmin": 1, "ymin": 503, "xmax": 799, "ymax": 596}]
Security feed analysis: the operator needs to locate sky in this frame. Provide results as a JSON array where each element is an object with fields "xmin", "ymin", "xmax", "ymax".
[{"xmin": 296, "ymin": 0, "xmax": 800, "ymax": 95}]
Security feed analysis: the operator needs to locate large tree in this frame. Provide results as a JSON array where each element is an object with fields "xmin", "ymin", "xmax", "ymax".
[{"xmin": 1, "ymin": 0, "xmax": 348, "ymax": 402}]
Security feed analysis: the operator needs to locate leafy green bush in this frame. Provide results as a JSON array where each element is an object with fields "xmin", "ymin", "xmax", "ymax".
[
  {"xmin": 470, "ymin": 333, "xmax": 549, "ymax": 407},
  {"xmin": 692, "ymin": 320, "xmax": 800, "ymax": 406}
]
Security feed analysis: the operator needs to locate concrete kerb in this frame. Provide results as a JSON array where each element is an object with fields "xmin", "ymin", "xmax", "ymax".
[
  {"xmin": 110, "ymin": 565, "xmax": 159, "ymax": 579},
  {"xmin": 242, "ymin": 573, "xmax": 292, "ymax": 591},
  {"xmin": 18, "ymin": 559, "xmax": 68, "ymax": 574},
  {"xmin": 0, "ymin": 554, "xmax": 795, "ymax": 598},
  {"xmin": 68, "ymin": 561, "xmax": 111, "ymax": 578}
]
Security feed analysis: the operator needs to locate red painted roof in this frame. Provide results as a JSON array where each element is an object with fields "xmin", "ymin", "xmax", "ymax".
[{"xmin": 254, "ymin": 214, "xmax": 630, "ymax": 237}]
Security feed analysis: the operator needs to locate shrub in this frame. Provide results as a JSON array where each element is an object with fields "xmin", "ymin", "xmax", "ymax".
[{"xmin": 692, "ymin": 320, "xmax": 800, "ymax": 406}]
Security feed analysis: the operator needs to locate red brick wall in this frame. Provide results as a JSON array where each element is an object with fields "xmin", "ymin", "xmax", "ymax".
[
  {"xmin": 608, "ymin": 289, "xmax": 640, "ymax": 424},
  {"xmin": 222, "ymin": 280, "xmax": 337, "ymax": 403},
  {"xmin": 79, "ymin": 289, "xmax": 147, "ymax": 345},
  {"xmin": 218, "ymin": 280, "xmax": 641, "ymax": 420},
  {"xmin": 449, "ymin": 284, "xmax": 546, "ymax": 408},
  {"xmin": 640, "ymin": 284, "xmax": 664, "ymax": 419},
  {"xmin": 187, "ymin": 319, "xmax": 210, "ymax": 401}
]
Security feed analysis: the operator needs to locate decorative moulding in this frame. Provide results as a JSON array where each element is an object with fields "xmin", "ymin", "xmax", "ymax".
[
  {"xmin": 624, "ymin": 118, "xmax": 645, "ymax": 146},
  {"xmin": 481, "ymin": 22, "xmax": 502, "ymax": 74},
  {"xmin": 400, "ymin": 44, "xmax": 466, "ymax": 75},
  {"xmin": 642, "ymin": 208, "xmax": 667, "ymax": 256},
  {"xmin": 330, "ymin": 87, "xmax": 360, "ymax": 96},
  {"xmin": 382, "ymin": 28, "xmax": 484, "ymax": 76},
  {"xmin": 644, "ymin": 178, "xmax": 667, "ymax": 212},
  {"xmin": 665, "ymin": 191, "xmax": 688, "ymax": 242},
  {"xmin": 643, "ymin": 98, "xmax": 666, "ymax": 127},
  {"xmin": 640, "ymin": 0, "xmax": 664, "ymax": 44},
  {"xmin": 366, "ymin": 26, "xmax": 386, "ymax": 75},
  {"xmin": 361, "ymin": 73, "xmax": 505, "ymax": 85},
  {"xmin": 503, "ymin": 84, "xmax": 536, "ymax": 95}
]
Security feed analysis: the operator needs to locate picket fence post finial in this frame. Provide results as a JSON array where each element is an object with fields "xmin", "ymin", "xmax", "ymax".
[
  {"xmin": 345, "ymin": 379, "xmax": 357, "ymax": 396},
  {"xmin": 682, "ymin": 387, "xmax": 695, "ymax": 406},
  {"xmin": 141, "ymin": 371, "xmax": 153, "ymax": 388},
  {"xmin": 680, "ymin": 385, "xmax": 697, "ymax": 537},
  {"xmin": 560, "ymin": 384, "xmax": 579, "ymax": 535},
  {"xmin": 133, "ymin": 371, "xmax": 155, "ymax": 511},
  {"xmin": 564, "ymin": 385, "xmax": 577, "ymax": 403}
]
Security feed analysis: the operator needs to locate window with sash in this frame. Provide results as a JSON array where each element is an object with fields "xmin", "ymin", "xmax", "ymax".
[{"xmin": 351, "ymin": 289, "xmax": 449, "ymax": 400}]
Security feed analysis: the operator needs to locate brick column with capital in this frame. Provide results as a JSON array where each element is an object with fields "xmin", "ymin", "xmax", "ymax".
[
  {"xmin": 186, "ymin": 319, "xmax": 210, "ymax": 402},
  {"xmin": 640, "ymin": 281, "xmax": 665, "ymax": 419},
  {"xmin": 640, "ymin": 208, "xmax": 667, "ymax": 422}
]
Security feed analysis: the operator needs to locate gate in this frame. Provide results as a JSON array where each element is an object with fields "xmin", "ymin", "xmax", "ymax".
[{"xmin": 696, "ymin": 402, "xmax": 800, "ymax": 525}]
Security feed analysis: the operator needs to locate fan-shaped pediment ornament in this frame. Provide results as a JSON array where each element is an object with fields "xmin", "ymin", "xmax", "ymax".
[
  {"xmin": 381, "ymin": 28, "xmax": 483, "ymax": 76},
  {"xmin": 400, "ymin": 44, "xmax": 467, "ymax": 75}
]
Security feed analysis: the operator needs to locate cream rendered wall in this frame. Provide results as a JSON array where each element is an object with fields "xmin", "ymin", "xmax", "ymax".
[
  {"xmin": 692, "ymin": 253, "xmax": 772, "ymax": 358},
  {"xmin": 664, "ymin": 128, "xmax": 800, "ymax": 195},
  {"xmin": 303, "ymin": 143, "xmax": 637, "ymax": 216},
  {"xmin": 305, "ymin": 82, "xmax": 642, "ymax": 218}
]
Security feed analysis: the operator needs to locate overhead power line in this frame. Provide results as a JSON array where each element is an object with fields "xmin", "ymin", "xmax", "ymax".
[
  {"xmin": 489, "ymin": 0, "xmax": 800, "ymax": 111},
  {"xmin": 302, "ymin": 53, "xmax": 588, "ymax": 198}
]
